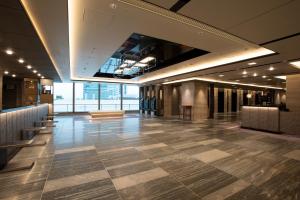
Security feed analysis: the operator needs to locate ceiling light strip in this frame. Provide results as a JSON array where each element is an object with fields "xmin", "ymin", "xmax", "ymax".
[
  {"xmin": 20, "ymin": 0, "xmax": 64, "ymax": 81},
  {"xmin": 163, "ymin": 77, "xmax": 284, "ymax": 90}
]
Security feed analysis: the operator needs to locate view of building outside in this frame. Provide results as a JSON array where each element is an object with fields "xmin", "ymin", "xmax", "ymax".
[
  {"xmin": 100, "ymin": 83, "xmax": 121, "ymax": 110},
  {"xmin": 53, "ymin": 82, "xmax": 139, "ymax": 112},
  {"xmin": 53, "ymin": 83, "xmax": 73, "ymax": 112},
  {"xmin": 75, "ymin": 82, "xmax": 99, "ymax": 111},
  {"xmin": 122, "ymin": 84, "xmax": 139, "ymax": 110}
]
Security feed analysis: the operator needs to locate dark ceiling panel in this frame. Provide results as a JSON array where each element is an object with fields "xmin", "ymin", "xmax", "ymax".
[{"xmin": 0, "ymin": 0, "xmax": 60, "ymax": 81}]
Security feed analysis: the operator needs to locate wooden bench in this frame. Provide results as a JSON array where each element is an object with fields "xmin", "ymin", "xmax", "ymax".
[{"xmin": 89, "ymin": 110, "xmax": 125, "ymax": 118}]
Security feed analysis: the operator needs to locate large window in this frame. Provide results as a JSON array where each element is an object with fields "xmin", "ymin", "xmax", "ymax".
[
  {"xmin": 122, "ymin": 84, "xmax": 139, "ymax": 110},
  {"xmin": 100, "ymin": 83, "xmax": 121, "ymax": 110},
  {"xmin": 75, "ymin": 82, "xmax": 99, "ymax": 112},
  {"xmin": 53, "ymin": 82, "xmax": 139, "ymax": 112},
  {"xmin": 53, "ymin": 83, "xmax": 73, "ymax": 112}
]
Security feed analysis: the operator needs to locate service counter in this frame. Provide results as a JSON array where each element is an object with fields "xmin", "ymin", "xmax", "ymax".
[
  {"xmin": 241, "ymin": 106, "xmax": 300, "ymax": 135},
  {"xmin": 241, "ymin": 106, "xmax": 280, "ymax": 132}
]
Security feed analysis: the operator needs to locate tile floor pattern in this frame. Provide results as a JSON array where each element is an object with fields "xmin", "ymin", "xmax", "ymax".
[{"xmin": 0, "ymin": 114, "xmax": 300, "ymax": 200}]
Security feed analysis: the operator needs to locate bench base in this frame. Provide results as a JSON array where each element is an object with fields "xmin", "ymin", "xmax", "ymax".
[
  {"xmin": 0, "ymin": 160, "xmax": 35, "ymax": 173},
  {"xmin": 89, "ymin": 111, "xmax": 125, "ymax": 118}
]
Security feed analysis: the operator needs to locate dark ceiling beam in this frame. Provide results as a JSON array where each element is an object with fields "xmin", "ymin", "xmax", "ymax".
[{"xmin": 170, "ymin": 0, "xmax": 191, "ymax": 12}]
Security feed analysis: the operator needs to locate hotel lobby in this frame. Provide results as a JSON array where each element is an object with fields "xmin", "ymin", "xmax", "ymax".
[{"xmin": 0, "ymin": 0, "xmax": 299, "ymax": 199}]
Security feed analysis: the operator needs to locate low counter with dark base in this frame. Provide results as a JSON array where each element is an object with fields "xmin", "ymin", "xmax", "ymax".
[{"xmin": 241, "ymin": 106, "xmax": 280, "ymax": 133}]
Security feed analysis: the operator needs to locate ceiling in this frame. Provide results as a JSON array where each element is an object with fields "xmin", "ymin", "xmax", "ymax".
[
  {"xmin": 17, "ymin": 0, "xmax": 300, "ymax": 89},
  {"xmin": 0, "ymin": 0, "xmax": 60, "ymax": 81}
]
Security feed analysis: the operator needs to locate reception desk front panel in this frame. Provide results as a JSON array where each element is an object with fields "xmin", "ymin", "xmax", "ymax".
[{"xmin": 241, "ymin": 106, "xmax": 280, "ymax": 132}]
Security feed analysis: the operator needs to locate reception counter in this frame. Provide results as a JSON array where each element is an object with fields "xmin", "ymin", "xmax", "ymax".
[{"xmin": 241, "ymin": 106, "xmax": 280, "ymax": 132}]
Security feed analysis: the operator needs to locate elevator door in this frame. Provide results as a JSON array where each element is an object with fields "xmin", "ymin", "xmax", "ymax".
[
  {"xmin": 231, "ymin": 91, "xmax": 237, "ymax": 112},
  {"xmin": 218, "ymin": 91, "xmax": 224, "ymax": 113}
]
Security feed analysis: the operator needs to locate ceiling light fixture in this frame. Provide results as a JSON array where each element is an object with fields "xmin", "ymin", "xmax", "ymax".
[
  {"xmin": 262, "ymin": 75, "xmax": 267, "ymax": 78},
  {"xmin": 269, "ymin": 66, "xmax": 274, "ymax": 71},
  {"xmin": 248, "ymin": 62, "xmax": 257, "ymax": 66},
  {"xmin": 41, "ymin": 76, "xmax": 45, "ymax": 79},
  {"xmin": 253, "ymin": 73, "xmax": 257, "ymax": 77},
  {"xmin": 119, "ymin": 63, "xmax": 127, "ymax": 68},
  {"xmin": 4, "ymin": 71, "xmax": 9, "ymax": 75},
  {"xmin": 236, "ymin": 80, "xmax": 240, "ymax": 82},
  {"xmin": 219, "ymin": 74, "xmax": 224, "ymax": 77},
  {"xmin": 133, "ymin": 63, "xmax": 147, "ymax": 67},
  {"xmin": 37, "ymin": 73, "xmax": 41, "ymax": 76},
  {"xmin": 12, "ymin": 74, "xmax": 16, "ymax": 77},
  {"xmin": 242, "ymin": 70, "xmax": 247, "ymax": 75},
  {"xmin": 18, "ymin": 58, "xmax": 25, "ymax": 63},
  {"xmin": 5, "ymin": 49, "xmax": 14, "ymax": 55},
  {"xmin": 115, "ymin": 69, "xmax": 123, "ymax": 74},
  {"xmin": 33, "ymin": 70, "xmax": 37, "ymax": 73},
  {"xmin": 275, "ymin": 76, "xmax": 286, "ymax": 80},
  {"xmin": 140, "ymin": 56, "xmax": 155, "ymax": 63},
  {"xmin": 290, "ymin": 61, "xmax": 300, "ymax": 69},
  {"xmin": 26, "ymin": 65, "xmax": 32, "ymax": 69},
  {"xmin": 124, "ymin": 60, "xmax": 136, "ymax": 64}
]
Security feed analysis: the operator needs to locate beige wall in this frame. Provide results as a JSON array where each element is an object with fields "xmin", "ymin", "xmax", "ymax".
[
  {"xmin": 180, "ymin": 81, "xmax": 194, "ymax": 106},
  {"xmin": 193, "ymin": 82, "xmax": 208, "ymax": 120},
  {"xmin": 214, "ymin": 88, "xmax": 218, "ymax": 113},
  {"xmin": 286, "ymin": 74, "xmax": 300, "ymax": 111},
  {"xmin": 163, "ymin": 85, "xmax": 173, "ymax": 117},
  {"xmin": 0, "ymin": 70, "xmax": 3, "ymax": 111}
]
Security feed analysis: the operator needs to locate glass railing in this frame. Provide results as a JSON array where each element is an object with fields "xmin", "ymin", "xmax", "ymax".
[{"xmin": 53, "ymin": 104, "xmax": 139, "ymax": 112}]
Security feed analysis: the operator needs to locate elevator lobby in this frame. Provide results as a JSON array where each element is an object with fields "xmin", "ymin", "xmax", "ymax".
[{"xmin": 0, "ymin": 0, "xmax": 300, "ymax": 199}]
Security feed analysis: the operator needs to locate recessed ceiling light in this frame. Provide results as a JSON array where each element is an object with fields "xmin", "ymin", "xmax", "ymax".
[
  {"xmin": 236, "ymin": 80, "xmax": 240, "ymax": 82},
  {"xmin": 37, "ymin": 73, "xmax": 41, "ymax": 76},
  {"xmin": 33, "ymin": 70, "xmax": 37, "ymax": 73},
  {"xmin": 242, "ymin": 70, "xmax": 247, "ymax": 75},
  {"xmin": 248, "ymin": 62, "xmax": 257, "ymax": 66},
  {"xmin": 12, "ymin": 74, "xmax": 16, "ymax": 77},
  {"xmin": 290, "ymin": 61, "xmax": 300, "ymax": 69},
  {"xmin": 109, "ymin": 2, "xmax": 117, "ymax": 9},
  {"xmin": 219, "ymin": 74, "xmax": 224, "ymax": 77},
  {"xmin": 262, "ymin": 75, "xmax": 267, "ymax": 78},
  {"xmin": 269, "ymin": 66, "xmax": 274, "ymax": 71},
  {"xmin": 267, "ymin": 79, "xmax": 272, "ymax": 81},
  {"xmin": 253, "ymin": 73, "xmax": 258, "ymax": 77},
  {"xmin": 26, "ymin": 65, "xmax": 32, "ymax": 69},
  {"xmin": 18, "ymin": 58, "xmax": 25, "ymax": 63},
  {"xmin": 4, "ymin": 71, "xmax": 9, "ymax": 74},
  {"xmin": 5, "ymin": 49, "xmax": 14, "ymax": 55},
  {"xmin": 242, "ymin": 75, "xmax": 248, "ymax": 78},
  {"xmin": 41, "ymin": 76, "xmax": 45, "ymax": 79}
]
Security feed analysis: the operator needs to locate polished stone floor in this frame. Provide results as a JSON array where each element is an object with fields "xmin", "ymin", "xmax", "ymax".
[{"xmin": 0, "ymin": 114, "xmax": 300, "ymax": 200}]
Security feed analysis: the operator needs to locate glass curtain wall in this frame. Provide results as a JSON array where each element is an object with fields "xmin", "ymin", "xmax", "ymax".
[
  {"xmin": 122, "ymin": 84, "xmax": 139, "ymax": 110},
  {"xmin": 53, "ymin": 83, "xmax": 73, "ymax": 112},
  {"xmin": 100, "ymin": 83, "xmax": 121, "ymax": 110},
  {"xmin": 53, "ymin": 82, "xmax": 139, "ymax": 112},
  {"xmin": 75, "ymin": 82, "xmax": 99, "ymax": 111}
]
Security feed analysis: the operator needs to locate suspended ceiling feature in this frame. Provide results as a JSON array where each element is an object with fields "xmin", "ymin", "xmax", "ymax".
[
  {"xmin": 0, "ymin": 0, "xmax": 60, "ymax": 81},
  {"xmin": 20, "ymin": 0, "xmax": 300, "ymax": 89},
  {"xmin": 95, "ymin": 32, "xmax": 209, "ymax": 79}
]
